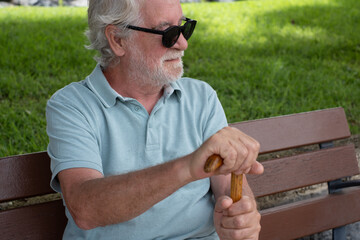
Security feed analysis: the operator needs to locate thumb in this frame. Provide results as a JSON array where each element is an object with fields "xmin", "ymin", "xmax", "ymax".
[
  {"xmin": 248, "ymin": 161, "xmax": 264, "ymax": 175},
  {"xmin": 214, "ymin": 196, "xmax": 233, "ymax": 233},
  {"xmin": 214, "ymin": 195, "xmax": 233, "ymax": 214}
]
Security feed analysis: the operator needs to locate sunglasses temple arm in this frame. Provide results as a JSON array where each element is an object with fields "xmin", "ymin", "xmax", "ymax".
[{"xmin": 127, "ymin": 25, "xmax": 164, "ymax": 36}]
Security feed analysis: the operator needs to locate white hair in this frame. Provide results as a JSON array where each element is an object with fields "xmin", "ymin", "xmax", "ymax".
[{"xmin": 85, "ymin": 0, "xmax": 144, "ymax": 68}]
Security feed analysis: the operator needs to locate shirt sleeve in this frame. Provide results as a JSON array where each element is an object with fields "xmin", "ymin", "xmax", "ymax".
[
  {"xmin": 202, "ymin": 88, "xmax": 229, "ymax": 142},
  {"xmin": 46, "ymin": 94, "xmax": 103, "ymax": 193}
]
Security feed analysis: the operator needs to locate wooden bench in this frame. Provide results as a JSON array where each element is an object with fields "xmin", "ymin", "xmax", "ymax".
[
  {"xmin": 241, "ymin": 107, "xmax": 360, "ymax": 239},
  {"xmin": 0, "ymin": 107, "xmax": 359, "ymax": 239},
  {"xmin": 0, "ymin": 152, "xmax": 67, "ymax": 239}
]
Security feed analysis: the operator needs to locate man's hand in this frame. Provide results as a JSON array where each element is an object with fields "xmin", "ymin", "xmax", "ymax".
[
  {"xmin": 214, "ymin": 195, "xmax": 261, "ymax": 240},
  {"xmin": 188, "ymin": 126, "xmax": 261, "ymax": 180}
]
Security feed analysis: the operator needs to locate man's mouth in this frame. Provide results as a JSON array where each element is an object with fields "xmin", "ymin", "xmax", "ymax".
[
  {"xmin": 163, "ymin": 51, "xmax": 184, "ymax": 63},
  {"xmin": 165, "ymin": 57, "xmax": 181, "ymax": 62}
]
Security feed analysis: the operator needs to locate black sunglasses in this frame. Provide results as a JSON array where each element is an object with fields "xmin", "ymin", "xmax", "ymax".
[{"xmin": 126, "ymin": 17, "xmax": 197, "ymax": 48}]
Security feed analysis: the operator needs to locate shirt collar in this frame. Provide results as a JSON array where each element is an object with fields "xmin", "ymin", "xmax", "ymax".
[
  {"xmin": 166, "ymin": 82, "xmax": 182, "ymax": 101},
  {"xmin": 86, "ymin": 65, "xmax": 119, "ymax": 108},
  {"xmin": 86, "ymin": 65, "xmax": 182, "ymax": 108}
]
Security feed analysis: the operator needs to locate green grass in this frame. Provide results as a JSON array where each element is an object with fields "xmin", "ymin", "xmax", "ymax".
[{"xmin": 1, "ymin": 0, "xmax": 359, "ymax": 157}]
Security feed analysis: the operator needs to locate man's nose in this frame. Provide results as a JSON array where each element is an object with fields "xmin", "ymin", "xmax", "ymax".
[{"xmin": 172, "ymin": 32, "xmax": 188, "ymax": 51}]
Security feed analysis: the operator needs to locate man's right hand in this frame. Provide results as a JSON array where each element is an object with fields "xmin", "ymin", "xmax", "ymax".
[{"xmin": 187, "ymin": 126, "xmax": 262, "ymax": 180}]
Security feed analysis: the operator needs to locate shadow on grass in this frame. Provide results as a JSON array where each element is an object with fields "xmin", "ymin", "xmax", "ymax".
[
  {"xmin": 0, "ymin": 8, "xmax": 95, "ymax": 100},
  {"xmin": 0, "ymin": 8, "xmax": 95, "ymax": 156},
  {"xmin": 0, "ymin": 2, "xmax": 359, "ymax": 156}
]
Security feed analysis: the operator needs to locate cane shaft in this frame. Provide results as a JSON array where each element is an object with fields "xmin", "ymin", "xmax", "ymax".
[
  {"xmin": 204, "ymin": 154, "xmax": 243, "ymax": 202},
  {"xmin": 230, "ymin": 173, "xmax": 243, "ymax": 202}
]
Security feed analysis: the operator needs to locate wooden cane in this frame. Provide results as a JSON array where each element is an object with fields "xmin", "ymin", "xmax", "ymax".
[{"xmin": 204, "ymin": 154, "xmax": 243, "ymax": 202}]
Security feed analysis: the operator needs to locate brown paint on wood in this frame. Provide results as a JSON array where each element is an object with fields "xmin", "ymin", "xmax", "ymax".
[
  {"xmin": 230, "ymin": 108, "xmax": 350, "ymax": 154},
  {"xmin": 0, "ymin": 200, "xmax": 67, "ymax": 240},
  {"xmin": 259, "ymin": 188, "xmax": 360, "ymax": 240},
  {"xmin": 248, "ymin": 144, "xmax": 359, "ymax": 197},
  {"xmin": 0, "ymin": 152, "xmax": 54, "ymax": 202}
]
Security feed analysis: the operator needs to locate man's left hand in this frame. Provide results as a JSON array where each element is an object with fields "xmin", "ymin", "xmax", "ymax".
[{"xmin": 214, "ymin": 195, "xmax": 261, "ymax": 240}]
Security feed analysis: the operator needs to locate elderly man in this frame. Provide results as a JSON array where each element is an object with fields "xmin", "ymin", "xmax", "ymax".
[{"xmin": 46, "ymin": 0, "xmax": 264, "ymax": 239}]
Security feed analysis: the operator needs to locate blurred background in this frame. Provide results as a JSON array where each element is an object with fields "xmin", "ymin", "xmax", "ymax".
[{"xmin": 0, "ymin": 0, "xmax": 359, "ymax": 155}]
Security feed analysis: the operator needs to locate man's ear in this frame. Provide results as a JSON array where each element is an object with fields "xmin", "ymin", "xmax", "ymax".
[{"xmin": 105, "ymin": 25, "xmax": 126, "ymax": 57}]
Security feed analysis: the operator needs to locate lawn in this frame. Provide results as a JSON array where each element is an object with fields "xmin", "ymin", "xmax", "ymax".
[{"xmin": 0, "ymin": 0, "xmax": 359, "ymax": 157}]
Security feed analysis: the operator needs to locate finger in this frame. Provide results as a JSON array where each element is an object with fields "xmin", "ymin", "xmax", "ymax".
[
  {"xmin": 227, "ymin": 196, "xmax": 255, "ymax": 216},
  {"xmin": 234, "ymin": 160, "xmax": 263, "ymax": 176},
  {"xmin": 220, "ymin": 128, "xmax": 259, "ymax": 174},
  {"xmin": 237, "ymin": 138, "xmax": 260, "ymax": 173},
  {"xmin": 219, "ymin": 210, "xmax": 261, "ymax": 238},
  {"xmin": 225, "ymin": 134, "xmax": 252, "ymax": 172},
  {"xmin": 214, "ymin": 195, "xmax": 233, "ymax": 213},
  {"xmin": 219, "ymin": 142, "xmax": 245, "ymax": 174},
  {"xmin": 206, "ymin": 127, "xmax": 260, "ymax": 176},
  {"xmin": 215, "ymin": 127, "xmax": 245, "ymax": 172},
  {"xmin": 231, "ymin": 140, "xmax": 249, "ymax": 172},
  {"xmin": 221, "ymin": 214, "xmax": 249, "ymax": 229},
  {"xmin": 204, "ymin": 129, "xmax": 237, "ymax": 173},
  {"xmin": 218, "ymin": 226, "xmax": 258, "ymax": 240}
]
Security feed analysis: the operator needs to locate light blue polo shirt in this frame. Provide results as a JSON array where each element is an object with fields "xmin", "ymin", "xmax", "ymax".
[{"xmin": 46, "ymin": 65, "xmax": 228, "ymax": 240}]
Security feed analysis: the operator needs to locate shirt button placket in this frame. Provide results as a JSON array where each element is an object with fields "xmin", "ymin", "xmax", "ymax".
[{"xmin": 146, "ymin": 115, "xmax": 160, "ymax": 151}]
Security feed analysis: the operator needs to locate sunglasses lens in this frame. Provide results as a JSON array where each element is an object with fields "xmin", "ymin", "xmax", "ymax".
[
  {"xmin": 163, "ymin": 27, "xmax": 181, "ymax": 48},
  {"xmin": 182, "ymin": 21, "xmax": 195, "ymax": 40},
  {"xmin": 161, "ymin": 20, "xmax": 197, "ymax": 48}
]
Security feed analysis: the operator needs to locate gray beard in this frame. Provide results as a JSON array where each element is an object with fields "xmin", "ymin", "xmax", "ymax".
[{"xmin": 128, "ymin": 46, "xmax": 184, "ymax": 88}]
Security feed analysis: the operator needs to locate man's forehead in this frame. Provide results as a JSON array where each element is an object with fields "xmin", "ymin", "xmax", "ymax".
[{"xmin": 140, "ymin": 0, "xmax": 183, "ymax": 26}]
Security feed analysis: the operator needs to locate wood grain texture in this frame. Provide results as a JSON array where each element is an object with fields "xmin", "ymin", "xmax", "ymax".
[
  {"xmin": 259, "ymin": 188, "xmax": 360, "ymax": 240},
  {"xmin": 230, "ymin": 173, "xmax": 243, "ymax": 202},
  {"xmin": 230, "ymin": 108, "xmax": 350, "ymax": 154},
  {"xmin": 0, "ymin": 200, "xmax": 67, "ymax": 240},
  {"xmin": 0, "ymin": 152, "xmax": 54, "ymax": 202},
  {"xmin": 247, "ymin": 144, "xmax": 359, "ymax": 197},
  {"xmin": 204, "ymin": 154, "xmax": 223, "ymax": 173},
  {"xmin": 204, "ymin": 155, "xmax": 243, "ymax": 202}
]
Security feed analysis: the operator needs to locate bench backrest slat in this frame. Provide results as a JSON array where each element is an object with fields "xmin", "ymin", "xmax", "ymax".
[
  {"xmin": 0, "ymin": 200, "xmax": 67, "ymax": 240},
  {"xmin": 0, "ymin": 152, "xmax": 54, "ymax": 202},
  {"xmin": 259, "ymin": 188, "xmax": 360, "ymax": 240},
  {"xmin": 230, "ymin": 107, "xmax": 350, "ymax": 154},
  {"xmin": 248, "ymin": 144, "xmax": 359, "ymax": 197}
]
